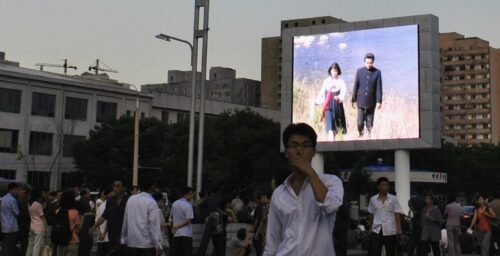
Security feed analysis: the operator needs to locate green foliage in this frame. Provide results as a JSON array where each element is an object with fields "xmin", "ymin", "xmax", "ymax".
[
  {"xmin": 72, "ymin": 116, "xmax": 167, "ymax": 189},
  {"xmin": 73, "ymin": 109, "xmax": 284, "ymax": 194},
  {"xmin": 349, "ymin": 167, "xmax": 372, "ymax": 196}
]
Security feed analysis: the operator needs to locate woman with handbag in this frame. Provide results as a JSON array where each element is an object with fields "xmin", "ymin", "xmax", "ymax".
[{"xmin": 469, "ymin": 194, "xmax": 496, "ymax": 256}]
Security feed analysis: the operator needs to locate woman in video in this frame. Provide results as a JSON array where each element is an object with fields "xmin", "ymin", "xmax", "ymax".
[{"xmin": 316, "ymin": 62, "xmax": 347, "ymax": 141}]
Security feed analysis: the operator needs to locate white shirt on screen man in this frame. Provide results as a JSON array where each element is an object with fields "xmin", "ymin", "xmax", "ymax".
[
  {"xmin": 263, "ymin": 174, "xmax": 344, "ymax": 256},
  {"xmin": 120, "ymin": 192, "xmax": 163, "ymax": 249},
  {"xmin": 368, "ymin": 193, "xmax": 404, "ymax": 236},
  {"xmin": 171, "ymin": 197, "xmax": 194, "ymax": 237}
]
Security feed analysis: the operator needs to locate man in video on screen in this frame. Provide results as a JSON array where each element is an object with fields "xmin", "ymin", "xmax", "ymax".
[{"xmin": 352, "ymin": 53, "xmax": 383, "ymax": 138}]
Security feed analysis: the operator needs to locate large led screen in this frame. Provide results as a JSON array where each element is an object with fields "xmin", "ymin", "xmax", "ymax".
[{"xmin": 292, "ymin": 25, "xmax": 419, "ymax": 142}]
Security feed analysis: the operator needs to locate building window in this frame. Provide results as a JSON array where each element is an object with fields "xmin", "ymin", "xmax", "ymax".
[
  {"xmin": 0, "ymin": 88, "xmax": 21, "ymax": 113},
  {"xmin": 29, "ymin": 131, "xmax": 53, "ymax": 156},
  {"xmin": 126, "ymin": 110, "xmax": 131, "ymax": 117},
  {"xmin": 32, "ymin": 92, "xmax": 56, "ymax": 117},
  {"xmin": 65, "ymin": 97, "xmax": 88, "ymax": 121},
  {"xmin": 27, "ymin": 171, "xmax": 50, "ymax": 189},
  {"xmin": 0, "ymin": 169, "xmax": 16, "ymax": 179},
  {"xmin": 141, "ymin": 112, "xmax": 146, "ymax": 119},
  {"xmin": 161, "ymin": 111, "xmax": 169, "ymax": 124},
  {"xmin": 96, "ymin": 101, "xmax": 117, "ymax": 122},
  {"xmin": 63, "ymin": 135, "xmax": 85, "ymax": 157},
  {"xmin": 0, "ymin": 129, "xmax": 18, "ymax": 153}
]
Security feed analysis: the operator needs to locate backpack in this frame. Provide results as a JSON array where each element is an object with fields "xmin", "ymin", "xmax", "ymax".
[
  {"xmin": 208, "ymin": 211, "xmax": 224, "ymax": 235},
  {"xmin": 50, "ymin": 209, "xmax": 72, "ymax": 245}
]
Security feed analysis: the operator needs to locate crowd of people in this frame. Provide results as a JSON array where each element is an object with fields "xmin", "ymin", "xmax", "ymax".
[
  {"xmin": 0, "ymin": 176, "xmax": 282, "ymax": 256},
  {"xmin": 1, "ymin": 123, "xmax": 499, "ymax": 256}
]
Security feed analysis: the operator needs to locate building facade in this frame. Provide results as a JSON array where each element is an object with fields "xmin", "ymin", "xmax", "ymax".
[
  {"xmin": 440, "ymin": 33, "xmax": 500, "ymax": 145},
  {"xmin": 0, "ymin": 52, "xmax": 278, "ymax": 190},
  {"xmin": 0, "ymin": 53, "xmax": 154, "ymax": 190},
  {"xmin": 144, "ymin": 66, "xmax": 261, "ymax": 107}
]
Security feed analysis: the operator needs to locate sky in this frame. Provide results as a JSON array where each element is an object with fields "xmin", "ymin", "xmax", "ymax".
[{"xmin": 1, "ymin": 0, "xmax": 499, "ymax": 86}]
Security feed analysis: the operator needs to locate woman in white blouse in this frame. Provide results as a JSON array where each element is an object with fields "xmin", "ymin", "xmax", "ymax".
[{"xmin": 315, "ymin": 62, "xmax": 347, "ymax": 141}]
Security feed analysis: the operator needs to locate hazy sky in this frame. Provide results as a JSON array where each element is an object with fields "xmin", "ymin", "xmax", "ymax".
[{"xmin": 1, "ymin": 0, "xmax": 499, "ymax": 86}]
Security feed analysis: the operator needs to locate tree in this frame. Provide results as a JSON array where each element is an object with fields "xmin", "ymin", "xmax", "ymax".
[
  {"xmin": 72, "ymin": 116, "xmax": 166, "ymax": 189},
  {"xmin": 161, "ymin": 109, "xmax": 284, "ymax": 194},
  {"xmin": 73, "ymin": 109, "xmax": 285, "ymax": 195}
]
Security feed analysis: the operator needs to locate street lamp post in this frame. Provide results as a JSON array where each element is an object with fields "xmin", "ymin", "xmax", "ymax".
[
  {"xmin": 155, "ymin": 33, "xmax": 197, "ymax": 188},
  {"xmin": 129, "ymin": 85, "xmax": 140, "ymax": 187}
]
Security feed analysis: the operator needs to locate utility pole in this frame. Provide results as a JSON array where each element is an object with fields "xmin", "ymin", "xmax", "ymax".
[{"xmin": 194, "ymin": 0, "xmax": 209, "ymax": 196}]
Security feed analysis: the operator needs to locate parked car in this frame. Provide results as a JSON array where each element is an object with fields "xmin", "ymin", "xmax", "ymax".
[{"xmin": 460, "ymin": 205, "xmax": 475, "ymax": 230}]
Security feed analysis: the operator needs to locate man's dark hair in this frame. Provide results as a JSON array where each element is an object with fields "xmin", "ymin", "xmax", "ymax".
[
  {"xmin": 327, "ymin": 62, "xmax": 342, "ymax": 76},
  {"xmin": 80, "ymin": 189, "xmax": 89, "ymax": 197},
  {"xmin": 104, "ymin": 188, "xmax": 113, "ymax": 196},
  {"xmin": 60, "ymin": 190, "xmax": 76, "ymax": 210},
  {"xmin": 7, "ymin": 182, "xmax": 20, "ymax": 191},
  {"xmin": 128, "ymin": 185, "xmax": 139, "ymax": 194},
  {"xmin": 139, "ymin": 177, "xmax": 157, "ymax": 192},
  {"xmin": 282, "ymin": 123, "xmax": 318, "ymax": 149},
  {"xmin": 182, "ymin": 187, "xmax": 194, "ymax": 196},
  {"xmin": 236, "ymin": 228, "xmax": 247, "ymax": 240},
  {"xmin": 376, "ymin": 177, "xmax": 389, "ymax": 186},
  {"xmin": 30, "ymin": 189, "xmax": 42, "ymax": 204},
  {"xmin": 198, "ymin": 190, "xmax": 206, "ymax": 198},
  {"xmin": 113, "ymin": 178, "xmax": 127, "ymax": 188},
  {"xmin": 365, "ymin": 53, "xmax": 375, "ymax": 61},
  {"xmin": 254, "ymin": 191, "xmax": 265, "ymax": 201},
  {"xmin": 152, "ymin": 192, "xmax": 163, "ymax": 202},
  {"xmin": 447, "ymin": 193, "xmax": 457, "ymax": 204},
  {"xmin": 424, "ymin": 193, "xmax": 435, "ymax": 203}
]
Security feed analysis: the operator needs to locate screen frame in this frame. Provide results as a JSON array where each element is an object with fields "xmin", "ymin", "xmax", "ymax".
[{"xmin": 280, "ymin": 15, "xmax": 441, "ymax": 152}]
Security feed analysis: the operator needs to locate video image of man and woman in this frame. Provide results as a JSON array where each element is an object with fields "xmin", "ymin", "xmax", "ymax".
[{"xmin": 292, "ymin": 25, "xmax": 420, "ymax": 142}]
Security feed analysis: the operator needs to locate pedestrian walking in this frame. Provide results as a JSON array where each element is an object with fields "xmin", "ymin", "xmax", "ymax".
[
  {"xmin": 26, "ymin": 189, "xmax": 49, "ymax": 256},
  {"xmin": 120, "ymin": 178, "xmax": 163, "ymax": 256},
  {"xmin": 408, "ymin": 193, "xmax": 425, "ymax": 256},
  {"xmin": 488, "ymin": 192, "xmax": 500, "ymax": 255},
  {"xmin": 469, "ymin": 194, "xmax": 496, "ymax": 256},
  {"xmin": 54, "ymin": 190, "xmax": 81, "ymax": 256},
  {"xmin": 367, "ymin": 177, "xmax": 404, "ymax": 256},
  {"xmin": 18, "ymin": 186, "xmax": 31, "ymax": 256},
  {"xmin": 95, "ymin": 188, "xmax": 112, "ymax": 256},
  {"xmin": 78, "ymin": 189, "xmax": 95, "ymax": 256},
  {"xmin": 420, "ymin": 193, "xmax": 443, "ymax": 256},
  {"xmin": 444, "ymin": 194, "xmax": 462, "ymax": 256},
  {"xmin": 92, "ymin": 179, "xmax": 129, "ymax": 256},
  {"xmin": 1, "ymin": 182, "xmax": 20, "ymax": 256},
  {"xmin": 171, "ymin": 187, "xmax": 195, "ymax": 256}
]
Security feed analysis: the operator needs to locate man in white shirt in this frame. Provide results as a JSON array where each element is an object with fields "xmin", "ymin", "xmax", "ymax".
[
  {"xmin": 121, "ymin": 178, "xmax": 163, "ymax": 256},
  {"xmin": 264, "ymin": 123, "xmax": 344, "ymax": 256},
  {"xmin": 171, "ymin": 187, "xmax": 195, "ymax": 256},
  {"xmin": 367, "ymin": 177, "xmax": 403, "ymax": 256}
]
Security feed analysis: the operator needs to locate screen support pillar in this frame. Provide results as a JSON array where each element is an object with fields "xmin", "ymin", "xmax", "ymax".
[{"xmin": 395, "ymin": 149, "xmax": 410, "ymax": 214}]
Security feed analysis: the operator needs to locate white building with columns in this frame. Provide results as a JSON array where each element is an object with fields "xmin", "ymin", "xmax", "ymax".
[{"xmin": 0, "ymin": 52, "xmax": 279, "ymax": 190}]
